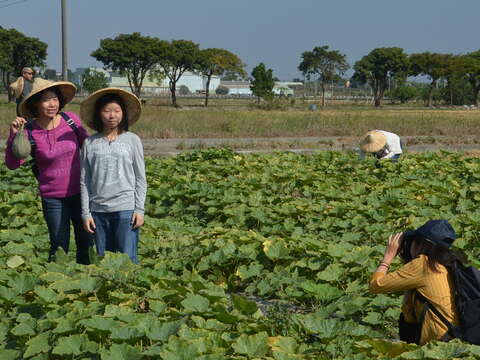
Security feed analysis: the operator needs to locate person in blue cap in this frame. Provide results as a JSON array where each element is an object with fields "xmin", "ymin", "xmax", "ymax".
[{"xmin": 369, "ymin": 220, "xmax": 461, "ymax": 345}]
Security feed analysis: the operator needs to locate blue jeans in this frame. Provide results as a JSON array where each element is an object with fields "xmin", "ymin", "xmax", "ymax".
[
  {"xmin": 42, "ymin": 193, "xmax": 92, "ymax": 264},
  {"xmin": 92, "ymin": 210, "xmax": 139, "ymax": 263}
]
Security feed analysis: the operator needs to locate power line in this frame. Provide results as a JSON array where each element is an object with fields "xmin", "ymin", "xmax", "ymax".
[{"xmin": 0, "ymin": 0, "xmax": 32, "ymax": 9}]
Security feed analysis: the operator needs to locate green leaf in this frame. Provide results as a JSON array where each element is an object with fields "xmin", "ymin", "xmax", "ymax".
[
  {"xmin": 146, "ymin": 320, "xmax": 182, "ymax": 341},
  {"xmin": 6, "ymin": 255, "xmax": 24, "ymax": 268},
  {"xmin": 181, "ymin": 294, "xmax": 210, "ymax": 313},
  {"xmin": 263, "ymin": 238, "xmax": 289, "ymax": 260},
  {"xmin": 11, "ymin": 314, "xmax": 36, "ymax": 336},
  {"xmin": 0, "ymin": 285, "xmax": 18, "ymax": 302},
  {"xmin": 0, "ymin": 349, "xmax": 20, "ymax": 360},
  {"xmin": 110, "ymin": 326, "xmax": 143, "ymax": 341},
  {"xmin": 299, "ymin": 281, "xmax": 343, "ymax": 301},
  {"xmin": 232, "ymin": 294, "xmax": 258, "ymax": 315},
  {"xmin": 236, "ymin": 262, "xmax": 263, "ymax": 280},
  {"xmin": 159, "ymin": 337, "xmax": 201, "ymax": 360},
  {"xmin": 316, "ymin": 263, "xmax": 344, "ymax": 282},
  {"xmin": 24, "ymin": 332, "xmax": 50, "ymax": 358},
  {"xmin": 52, "ymin": 334, "xmax": 88, "ymax": 356},
  {"xmin": 362, "ymin": 312, "xmax": 382, "ymax": 325},
  {"xmin": 232, "ymin": 331, "xmax": 269, "ymax": 357},
  {"xmin": 34, "ymin": 286, "xmax": 62, "ymax": 303},
  {"xmin": 100, "ymin": 343, "xmax": 143, "ymax": 360},
  {"xmin": 362, "ymin": 339, "xmax": 418, "ymax": 358},
  {"xmin": 99, "ymin": 252, "xmax": 136, "ymax": 273},
  {"xmin": 80, "ymin": 316, "xmax": 118, "ymax": 332}
]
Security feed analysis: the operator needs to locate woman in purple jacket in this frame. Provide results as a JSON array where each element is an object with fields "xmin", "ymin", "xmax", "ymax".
[{"xmin": 5, "ymin": 78, "xmax": 91, "ymax": 264}]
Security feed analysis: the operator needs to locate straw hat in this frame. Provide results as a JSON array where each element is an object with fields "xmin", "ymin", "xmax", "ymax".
[
  {"xmin": 80, "ymin": 88, "xmax": 141, "ymax": 129},
  {"xmin": 360, "ymin": 130, "xmax": 387, "ymax": 153},
  {"xmin": 9, "ymin": 77, "xmax": 24, "ymax": 99},
  {"xmin": 19, "ymin": 78, "xmax": 76, "ymax": 118}
]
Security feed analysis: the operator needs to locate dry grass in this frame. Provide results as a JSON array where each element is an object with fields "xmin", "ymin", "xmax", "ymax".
[{"xmin": 1, "ymin": 95, "xmax": 480, "ymax": 139}]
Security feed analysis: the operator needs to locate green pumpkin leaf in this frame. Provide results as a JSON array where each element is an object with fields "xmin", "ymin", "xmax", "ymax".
[
  {"xmin": 6, "ymin": 255, "xmax": 24, "ymax": 268},
  {"xmin": 232, "ymin": 331, "xmax": 269, "ymax": 357},
  {"xmin": 181, "ymin": 294, "xmax": 210, "ymax": 313},
  {"xmin": 100, "ymin": 343, "xmax": 143, "ymax": 360},
  {"xmin": 52, "ymin": 334, "xmax": 88, "ymax": 356},
  {"xmin": 24, "ymin": 332, "xmax": 51, "ymax": 358}
]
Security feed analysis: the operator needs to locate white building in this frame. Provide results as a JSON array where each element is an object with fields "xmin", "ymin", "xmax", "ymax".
[
  {"xmin": 220, "ymin": 81, "xmax": 252, "ymax": 95},
  {"xmin": 73, "ymin": 67, "xmax": 220, "ymax": 95},
  {"xmin": 220, "ymin": 81, "xmax": 303, "ymax": 96}
]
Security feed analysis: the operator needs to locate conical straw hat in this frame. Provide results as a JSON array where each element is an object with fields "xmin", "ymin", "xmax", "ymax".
[
  {"xmin": 19, "ymin": 78, "xmax": 76, "ymax": 118},
  {"xmin": 9, "ymin": 77, "xmax": 24, "ymax": 98},
  {"xmin": 360, "ymin": 130, "xmax": 387, "ymax": 153},
  {"xmin": 80, "ymin": 87, "xmax": 142, "ymax": 129}
]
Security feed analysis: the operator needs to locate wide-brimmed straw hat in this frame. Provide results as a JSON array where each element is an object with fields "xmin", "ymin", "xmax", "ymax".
[
  {"xmin": 9, "ymin": 77, "xmax": 24, "ymax": 99},
  {"xmin": 80, "ymin": 87, "xmax": 141, "ymax": 129},
  {"xmin": 19, "ymin": 78, "xmax": 76, "ymax": 118},
  {"xmin": 360, "ymin": 130, "xmax": 387, "ymax": 153}
]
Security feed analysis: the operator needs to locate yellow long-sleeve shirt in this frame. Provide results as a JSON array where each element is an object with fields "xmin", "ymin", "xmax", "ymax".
[{"xmin": 369, "ymin": 255, "xmax": 458, "ymax": 345}]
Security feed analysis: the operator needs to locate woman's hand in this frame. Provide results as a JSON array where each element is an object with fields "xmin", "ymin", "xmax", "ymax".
[
  {"xmin": 10, "ymin": 117, "xmax": 26, "ymax": 134},
  {"xmin": 83, "ymin": 217, "xmax": 96, "ymax": 234},
  {"xmin": 131, "ymin": 213, "xmax": 144, "ymax": 229},
  {"xmin": 382, "ymin": 232, "xmax": 404, "ymax": 264}
]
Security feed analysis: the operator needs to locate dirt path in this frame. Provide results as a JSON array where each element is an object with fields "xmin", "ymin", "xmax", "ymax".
[{"xmin": 140, "ymin": 136, "xmax": 480, "ymax": 156}]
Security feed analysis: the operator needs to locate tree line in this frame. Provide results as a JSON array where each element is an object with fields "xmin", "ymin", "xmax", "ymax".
[{"xmin": 1, "ymin": 27, "xmax": 480, "ymax": 107}]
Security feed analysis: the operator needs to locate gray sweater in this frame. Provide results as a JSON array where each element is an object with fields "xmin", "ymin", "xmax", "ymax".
[{"xmin": 80, "ymin": 132, "xmax": 147, "ymax": 220}]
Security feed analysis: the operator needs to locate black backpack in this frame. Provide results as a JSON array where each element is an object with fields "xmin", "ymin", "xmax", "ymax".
[
  {"xmin": 416, "ymin": 260, "xmax": 480, "ymax": 345},
  {"xmin": 25, "ymin": 112, "xmax": 80, "ymax": 178}
]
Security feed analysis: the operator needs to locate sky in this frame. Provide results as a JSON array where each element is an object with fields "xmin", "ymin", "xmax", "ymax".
[{"xmin": 0, "ymin": 0, "xmax": 479, "ymax": 80}]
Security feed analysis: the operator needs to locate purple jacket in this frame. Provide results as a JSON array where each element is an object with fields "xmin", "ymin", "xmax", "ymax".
[{"xmin": 5, "ymin": 112, "xmax": 89, "ymax": 198}]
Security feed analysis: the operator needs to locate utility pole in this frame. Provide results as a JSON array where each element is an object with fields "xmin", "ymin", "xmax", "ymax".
[{"xmin": 61, "ymin": 0, "xmax": 68, "ymax": 81}]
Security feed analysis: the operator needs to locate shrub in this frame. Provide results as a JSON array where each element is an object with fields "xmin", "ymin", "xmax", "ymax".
[
  {"xmin": 216, "ymin": 85, "xmax": 229, "ymax": 95},
  {"xmin": 178, "ymin": 85, "xmax": 191, "ymax": 95}
]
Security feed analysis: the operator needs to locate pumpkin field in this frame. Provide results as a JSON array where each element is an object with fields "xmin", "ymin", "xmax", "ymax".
[{"xmin": 1, "ymin": 149, "xmax": 480, "ymax": 359}]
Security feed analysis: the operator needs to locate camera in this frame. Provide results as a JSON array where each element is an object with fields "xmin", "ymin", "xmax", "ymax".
[{"xmin": 399, "ymin": 231, "xmax": 415, "ymax": 263}]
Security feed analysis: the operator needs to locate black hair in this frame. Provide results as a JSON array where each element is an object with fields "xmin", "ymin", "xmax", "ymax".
[
  {"xmin": 26, "ymin": 87, "xmax": 66, "ymax": 118},
  {"xmin": 91, "ymin": 93, "xmax": 129, "ymax": 133},
  {"xmin": 411, "ymin": 235, "xmax": 465, "ymax": 272}
]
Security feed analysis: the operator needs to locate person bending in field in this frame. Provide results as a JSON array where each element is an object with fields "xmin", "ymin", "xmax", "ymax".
[
  {"xmin": 359, "ymin": 130, "xmax": 403, "ymax": 161},
  {"xmin": 369, "ymin": 220, "xmax": 461, "ymax": 345},
  {"xmin": 80, "ymin": 88, "xmax": 147, "ymax": 264}
]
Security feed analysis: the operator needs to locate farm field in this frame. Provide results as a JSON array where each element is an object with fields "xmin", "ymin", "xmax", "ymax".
[
  {"xmin": 1, "ymin": 150, "xmax": 480, "ymax": 359},
  {"xmin": 1, "ymin": 97, "xmax": 480, "ymax": 143}
]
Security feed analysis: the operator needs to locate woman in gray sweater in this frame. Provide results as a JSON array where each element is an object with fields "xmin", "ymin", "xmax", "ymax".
[{"xmin": 80, "ymin": 88, "xmax": 147, "ymax": 263}]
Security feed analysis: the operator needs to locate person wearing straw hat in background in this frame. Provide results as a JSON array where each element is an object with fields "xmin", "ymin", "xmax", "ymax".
[
  {"xmin": 359, "ymin": 130, "xmax": 404, "ymax": 161},
  {"xmin": 80, "ymin": 88, "xmax": 147, "ymax": 264},
  {"xmin": 9, "ymin": 67, "xmax": 34, "ymax": 116},
  {"xmin": 5, "ymin": 78, "xmax": 92, "ymax": 264}
]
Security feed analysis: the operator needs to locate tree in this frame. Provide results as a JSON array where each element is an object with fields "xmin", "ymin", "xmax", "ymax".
[
  {"xmin": 463, "ymin": 51, "xmax": 480, "ymax": 106},
  {"xmin": 409, "ymin": 52, "xmax": 450, "ymax": 107},
  {"xmin": 0, "ymin": 27, "xmax": 47, "ymax": 94},
  {"xmin": 250, "ymin": 63, "xmax": 275, "ymax": 104},
  {"xmin": 443, "ymin": 55, "xmax": 470, "ymax": 106},
  {"xmin": 91, "ymin": 32, "xmax": 165, "ymax": 97},
  {"xmin": 386, "ymin": 85, "xmax": 418, "ymax": 104},
  {"xmin": 82, "ymin": 69, "xmax": 109, "ymax": 94},
  {"xmin": 156, "ymin": 40, "xmax": 201, "ymax": 107},
  {"xmin": 43, "ymin": 68, "xmax": 57, "ymax": 80},
  {"xmin": 198, "ymin": 48, "xmax": 245, "ymax": 107},
  {"xmin": 298, "ymin": 45, "xmax": 349, "ymax": 107},
  {"xmin": 352, "ymin": 47, "xmax": 409, "ymax": 107}
]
